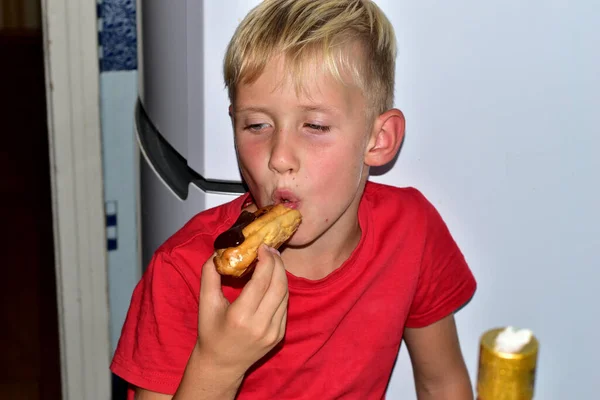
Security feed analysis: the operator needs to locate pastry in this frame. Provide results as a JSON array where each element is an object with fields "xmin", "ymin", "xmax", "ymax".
[{"xmin": 213, "ymin": 204, "xmax": 302, "ymax": 277}]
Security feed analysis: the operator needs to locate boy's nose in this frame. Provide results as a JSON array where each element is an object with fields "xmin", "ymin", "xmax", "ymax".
[{"xmin": 268, "ymin": 131, "xmax": 299, "ymax": 174}]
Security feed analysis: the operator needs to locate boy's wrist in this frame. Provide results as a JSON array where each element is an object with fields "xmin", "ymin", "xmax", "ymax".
[
  {"xmin": 191, "ymin": 342, "xmax": 247, "ymax": 382},
  {"xmin": 174, "ymin": 344, "xmax": 246, "ymax": 399}
]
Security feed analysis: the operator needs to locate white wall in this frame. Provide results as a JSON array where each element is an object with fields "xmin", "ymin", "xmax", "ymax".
[
  {"xmin": 374, "ymin": 1, "xmax": 599, "ymax": 398},
  {"xmin": 100, "ymin": 71, "xmax": 140, "ymax": 354},
  {"xmin": 97, "ymin": 0, "xmax": 141, "ymax": 356}
]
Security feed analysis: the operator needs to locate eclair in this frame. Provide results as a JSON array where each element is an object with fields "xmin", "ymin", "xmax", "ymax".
[{"xmin": 213, "ymin": 204, "xmax": 302, "ymax": 277}]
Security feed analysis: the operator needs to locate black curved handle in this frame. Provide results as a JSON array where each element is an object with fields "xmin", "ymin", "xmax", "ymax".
[{"xmin": 135, "ymin": 99, "xmax": 247, "ymax": 200}]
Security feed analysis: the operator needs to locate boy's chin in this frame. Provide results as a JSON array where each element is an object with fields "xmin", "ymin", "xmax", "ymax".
[
  {"xmin": 281, "ymin": 231, "xmax": 306, "ymax": 249},
  {"xmin": 282, "ymin": 229, "xmax": 319, "ymax": 250},
  {"xmin": 283, "ymin": 237, "xmax": 303, "ymax": 249}
]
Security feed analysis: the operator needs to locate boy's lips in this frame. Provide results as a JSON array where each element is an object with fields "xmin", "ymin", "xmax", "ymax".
[{"xmin": 272, "ymin": 189, "xmax": 300, "ymax": 209}]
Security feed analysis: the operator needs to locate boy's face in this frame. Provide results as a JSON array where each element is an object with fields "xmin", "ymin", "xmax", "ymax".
[{"xmin": 231, "ymin": 55, "xmax": 375, "ymax": 247}]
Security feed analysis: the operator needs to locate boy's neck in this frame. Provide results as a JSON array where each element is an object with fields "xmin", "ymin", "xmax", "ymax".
[
  {"xmin": 280, "ymin": 174, "xmax": 370, "ymax": 281},
  {"xmin": 281, "ymin": 212, "xmax": 363, "ymax": 281}
]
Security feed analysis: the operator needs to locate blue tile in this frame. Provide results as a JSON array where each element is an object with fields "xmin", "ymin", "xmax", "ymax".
[
  {"xmin": 107, "ymin": 238, "xmax": 118, "ymax": 251},
  {"xmin": 106, "ymin": 214, "xmax": 117, "ymax": 227},
  {"xmin": 99, "ymin": 0, "xmax": 137, "ymax": 72}
]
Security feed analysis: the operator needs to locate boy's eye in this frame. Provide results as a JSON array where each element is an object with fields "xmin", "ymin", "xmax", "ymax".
[
  {"xmin": 304, "ymin": 123, "xmax": 331, "ymax": 133},
  {"xmin": 244, "ymin": 123, "xmax": 269, "ymax": 132}
]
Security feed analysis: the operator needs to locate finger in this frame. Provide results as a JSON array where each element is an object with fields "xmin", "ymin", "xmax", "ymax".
[
  {"xmin": 277, "ymin": 307, "xmax": 288, "ymax": 341},
  {"xmin": 233, "ymin": 244, "xmax": 276, "ymax": 313},
  {"xmin": 199, "ymin": 254, "xmax": 227, "ymax": 307},
  {"xmin": 255, "ymin": 250, "xmax": 288, "ymax": 321},
  {"xmin": 272, "ymin": 291, "xmax": 288, "ymax": 327},
  {"xmin": 271, "ymin": 293, "xmax": 288, "ymax": 345}
]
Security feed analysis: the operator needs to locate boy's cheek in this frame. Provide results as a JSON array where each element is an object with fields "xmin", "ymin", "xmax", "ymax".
[
  {"xmin": 314, "ymin": 152, "xmax": 360, "ymax": 179},
  {"xmin": 237, "ymin": 144, "xmax": 267, "ymax": 166}
]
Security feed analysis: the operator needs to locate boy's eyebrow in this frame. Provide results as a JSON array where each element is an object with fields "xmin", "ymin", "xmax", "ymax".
[
  {"xmin": 299, "ymin": 104, "xmax": 341, "ymax": 115},
  {"xmin": 234, "ymin": 106, "xmax": 270, "ymax": 114}
]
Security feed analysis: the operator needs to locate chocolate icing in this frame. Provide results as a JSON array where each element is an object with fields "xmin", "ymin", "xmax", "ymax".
[
  {"xmin": 214, "ymin": 210, "xmax": 257, "ymax": 250},
  {"xmin": 214, "ymin": 206, "xmax": 275, "ymax": 250}
]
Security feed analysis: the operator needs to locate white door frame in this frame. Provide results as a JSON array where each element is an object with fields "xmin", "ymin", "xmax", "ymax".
[{"xmin": 41, "ymin": 0, "xmax": 111, "ymax": 398}]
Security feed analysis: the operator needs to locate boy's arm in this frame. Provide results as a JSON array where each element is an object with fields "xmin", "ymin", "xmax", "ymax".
[
  {"xmin": 134, "ymin": 347, "xmax": 243, "ymax": 399},
  {"xmin": 134, "ymin": 389, "xmax": 173, "ymax": 399},
  {"xmin": 134, "ymin": 346, "xmax": 244, "ymax": 399},
  {"xmin": 135, "ymin": 245, "xmax": 288, "ymax": 399},
  {"xmin": 403, "ymin": 313, "xmax": 474, "ymax": 400}
]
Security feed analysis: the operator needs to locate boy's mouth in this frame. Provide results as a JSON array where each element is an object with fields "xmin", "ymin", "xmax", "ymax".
[{"xmin": 273, "ymin": 189, "xmax": 300, "ymax": 209}]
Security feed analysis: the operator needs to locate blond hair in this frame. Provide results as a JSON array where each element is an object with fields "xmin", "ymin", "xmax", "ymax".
[{"xmin": 223, "ymin": 0, "xmax": 397, "ymax": 116}]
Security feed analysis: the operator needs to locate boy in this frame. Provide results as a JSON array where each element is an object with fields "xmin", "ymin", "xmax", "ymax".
[{"xmin": 111, "ymin": 0, "xmax": 477, "ymax": 399}]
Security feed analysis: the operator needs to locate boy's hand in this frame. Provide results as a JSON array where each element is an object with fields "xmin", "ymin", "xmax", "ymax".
[{"xmin": 196, "ymin": 244, "xmax": 289, "ymax": 377}]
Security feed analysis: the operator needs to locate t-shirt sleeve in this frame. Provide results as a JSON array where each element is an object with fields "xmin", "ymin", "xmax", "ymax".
[
  {"xmin": 110, "ymin": 250, "xmax": 199, "ymax": 395},
  {"xmin": 404, "ymin": 194, "xmax": 477, "ymax": 328}
]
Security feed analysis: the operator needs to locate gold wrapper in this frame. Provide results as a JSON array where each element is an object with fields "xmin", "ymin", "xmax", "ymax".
[{"xmin": 477, "ymin": 327, "xmax": 539, "ymax": 400}]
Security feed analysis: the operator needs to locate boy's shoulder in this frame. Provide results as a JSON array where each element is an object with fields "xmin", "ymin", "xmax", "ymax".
[
  {"xmin": 362, "ymin": 180, "xmax": 453, "ymax": 243},
  {"xmin": 363, "ymin": 180, "xmax": 435, "ymax": 220}
]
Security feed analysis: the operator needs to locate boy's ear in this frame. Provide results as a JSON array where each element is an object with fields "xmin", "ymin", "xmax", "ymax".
[
  {"xmin": 228, "ymin": 104, "xmax": 235, "ymax": 127},
  {"xmin": 364, "ymin": 108, "xmax": 405, "ymax": 167}
]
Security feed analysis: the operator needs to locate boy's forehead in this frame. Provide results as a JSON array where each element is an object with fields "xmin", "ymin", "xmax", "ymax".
[{"xmin": 235, "ymin": 54, "xmax": 364, "ymax": 106}]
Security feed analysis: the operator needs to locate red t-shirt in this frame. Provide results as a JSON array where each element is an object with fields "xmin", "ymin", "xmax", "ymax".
[{"xmin": 110, "ymin": 181, "xmax": 476, "ymax": 399}]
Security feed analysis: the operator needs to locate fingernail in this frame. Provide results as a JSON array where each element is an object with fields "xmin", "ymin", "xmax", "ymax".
[{"xmin": 269, "ymin": 246, "xmax": 280, "ymax": 256}]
